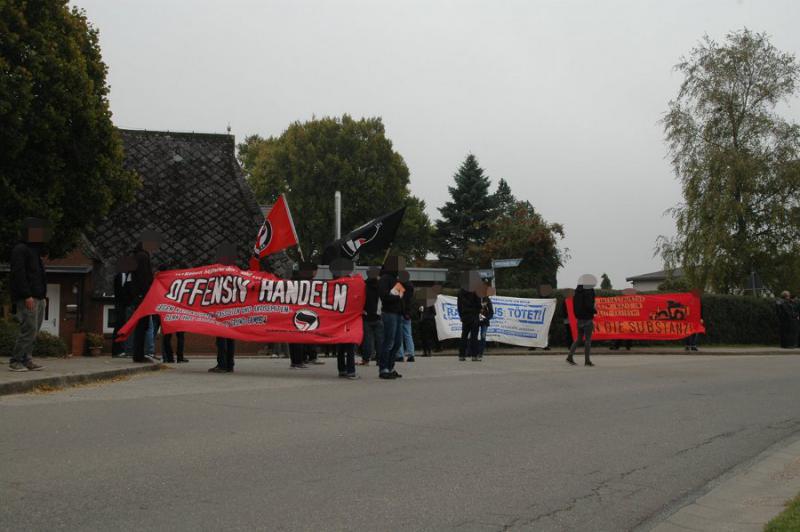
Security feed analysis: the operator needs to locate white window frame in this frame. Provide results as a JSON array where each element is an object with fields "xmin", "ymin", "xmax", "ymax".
[{"xmin": 102, "ymin": 304, "xmax": 116, "ymax": 334}]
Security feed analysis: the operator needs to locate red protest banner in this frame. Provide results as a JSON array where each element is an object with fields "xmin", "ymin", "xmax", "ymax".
[
  {"xmin": 117, "ymin": 264, "xmax": 365, "ymax": 344},
  {"xmin": 566, "ymin": 292, "xmax": 705, "ymax": 341}
]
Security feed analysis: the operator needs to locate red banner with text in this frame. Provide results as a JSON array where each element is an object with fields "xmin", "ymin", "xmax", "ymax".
[
  {"xmin": 117, "ymin": 264, "xmax": 365, "ymax": 344},
  {"xmin": 566, "ymin": 292, "xmax": 705, "ymax": 341}
]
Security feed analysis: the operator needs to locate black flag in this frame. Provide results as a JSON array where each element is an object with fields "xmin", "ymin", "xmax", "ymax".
[{"xmin": 321, "ymin": 206, "xmax": 406, "ymax": 264}]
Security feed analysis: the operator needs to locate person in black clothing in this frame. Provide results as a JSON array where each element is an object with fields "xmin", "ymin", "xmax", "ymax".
[
  {"xmin": 378, "ymin": 255, "xmax": 405, "ymax": 379},
  {"xmin": 568, "ymin": 281, "xmax": 597, "ymax": 366},
  {"xmin": 8, "ymin": 218, "xmax": 50, "ymax": 372},
  {"xmin": 130, "ymin": 231, "xmax": 160, "ymax": 363},
  {"xmin": 330, "ymin": 258, "xmax": 359, "ymax": 379},
  {"xmin": 776, "ymin": 291, "xmax": 797, "ymax": 348},
  {"xmin": 209, "ymin": 243, "xmax": 238, "ymax": 373},
  {"xmin": 457, "ymin": 271, "xmax": 482, "ymax": 362},
  {"xmin": 155, "ymin": 263, "xmax": 188, "ymax": 363},
  {"xmin": 360, "ymin": 266, "xmax": 383, "ymax": 365},
  {"xmin": 419, "ymin": 295, "xmax": 439, "ymax": 356},
  {"xmin": 477, "ymin": 285, "xmax": 495, "ymax": 360},
  {"xmin": 287, "ymin": 261, "xmax": 324, "ymax": 369},
  {"xmin": 112, "ymin": 255, "xmax": 136, "ymax": 358}
]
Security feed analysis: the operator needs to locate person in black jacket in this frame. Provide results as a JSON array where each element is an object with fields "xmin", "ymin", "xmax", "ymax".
[
  {"xmin": 8, "ymin": 218, "xmax": 50, "ymax": 372},
  {"xmin": 378, "ymin": 255, "xmax": 405, "ymax": 379},
  {"xmin": 359, "ymin": 266, "xmax": 383, "ymax": 365},
  {"xmin": 477, "ymin": 285, "xmax": 495, "ymax": 360},
  {"xmin": 111, "ymin": 255, "xmax": 136, "ymax": 358},
  {"xmin": 130, "ymin": 231, "xmax": 160, "ymax": 363},
  {"xmin": 568, "ymin": 283, "xmax": 597, "ymax": 366},
  {"xmin": 776, "ymin": 291, "xmax": 797, "ymax": 348},
  {"xmin": 457, "ymin": 271, "xmax": 482, "ymax": 362},
  {"xmin": 331, "ymin": 258, "xmax": 359, "ymax": 379}
]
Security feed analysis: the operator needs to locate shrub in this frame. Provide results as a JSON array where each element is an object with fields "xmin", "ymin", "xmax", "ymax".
[{"xmin": 0, "ymin": 319, "xmax": 68, "ymax": 357}]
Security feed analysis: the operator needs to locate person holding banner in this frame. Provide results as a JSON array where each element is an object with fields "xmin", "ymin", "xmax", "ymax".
[
  {"xmin": 330, "ymin": 259, "xmax": 359, "ymax": 379},
  {"xmin": 567, "ymin": 278, "xmax": 597, "ymax": 367},
  {"xmin": 131, "ymin": 231, "xmax": 160, "ymax": 363},
  {"xmin": 477, "ymin": 285, "xmax": 495, "ymax": 359}
]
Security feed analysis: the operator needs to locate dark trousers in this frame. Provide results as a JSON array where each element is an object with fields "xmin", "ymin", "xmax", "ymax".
[
  {"xmin": 569, "ymin": 319, "xmax": 594, "ymax": 361},
  {"xmin": 336, "ymin": 344, "xmax": 356, "ymax": 375},
  {"xmin": 133, "ymin": 315, "xmax": 151, "ymax": 362},
  {"xmin": 361, "ymin": 318, "xmax": 383, "ymax": 362},
  {"xmin": 459, "ymin": 320, "xmax": 480, "ymax": 358},
  {"xmin": 379, "ymin": 312, "xmax": 402, "ymax": 373},
  {"xmin": 421, "ymin": 320, "xmax": 437, "ymax": 355},
  {"xmin": 289, "ymin": 343, "xmax": 305, "ymax": 366},
  {"xmin": 216, "ymin": 337, "xmax": 235, "ymax": 370},
  {"xmin": 163, "ymin": 332, "xmax": 185, "ymax": 362}
]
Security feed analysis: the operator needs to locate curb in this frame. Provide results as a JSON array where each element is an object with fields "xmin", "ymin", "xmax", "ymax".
[{"xmin": 0, "ymin": 363, "xmax": 166, "ymax": 397}]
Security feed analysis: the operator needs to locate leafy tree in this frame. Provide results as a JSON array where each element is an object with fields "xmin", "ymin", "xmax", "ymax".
[
  {"xmin": 238, "ymin": 115, "xmax": 432, "ymax": 262},
  {"xmin": 477, "ymin": 201, "xmax": 565, "ymax": 288},
  {"xmin": 0, "ymin": 2, "xmax": 137, "ymax": 257},
  {"xmin": 600, "ymin": 273, "xmax": 612, "ymax": 290},
  {"xmin": 435, "ymin": 154, "xmax": 496, "ymax": 271},
  {"xmin": 658, "ymin": 29, "xmax": 800, "ymax": 293},
  {"xmin": 493, "ymin": 178, "xmax": 516, "ymax": 217}
]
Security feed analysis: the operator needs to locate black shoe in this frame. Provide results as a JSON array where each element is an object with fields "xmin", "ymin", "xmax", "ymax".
[
  {"xmin": 585, "ymin": 361, "xmax": 595, "ymax": 367},
  {"xmin": 290, "ymin": 364, "xmax": 308, "ymax": 369},
  {"xmin": 471, "ymin": 356, "xmax": 479, "ymax": 361},
  {"xmin": 690, "ymin": 347, "xmax": 699, "ymax": 352},
  {"xmin": 177, "ymin": 357, "xmax": 189, "ymax": 363},
  {"xmin": 379, "ymin": 372, "xmax": 396, "ymax": 380},
  {"xmin": 406, "ymin": 356, "xmax": 415, "ymax": 362},
  {"xmin": 458, "ymin": 357, "xmax": 466, "ymax": 361},
  {"xmin": 133, "ymin": 358, "xmax": 152, "ymax": 363},
  {"xmin": 566, "ymin": 357, "xmax": 576, "ymax": 366},
  {"xmin": 163, "ymin": 357, "xmax": 175, "ymax": 363},
  {"xmin": 390, "ymin": 370, "xmax": 402, "ymax": 378},
  {"xmin": 208, "ymin": 366, "xmax": 226, "ymax": 373}
]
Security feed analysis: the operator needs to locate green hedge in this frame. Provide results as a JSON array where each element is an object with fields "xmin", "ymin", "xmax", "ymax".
[
  {"xmin": 0, "ymin": 319, "xmax": 68, "ymax": 357},
  {"xmin": 439, "ymin": 288, "xmax": 780, "ymax": 346}
]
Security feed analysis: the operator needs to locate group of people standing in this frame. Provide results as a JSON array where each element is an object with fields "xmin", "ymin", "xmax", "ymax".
[{"xmin": 776, "ymin": 290, "xmax": 800, "ymax": 348}]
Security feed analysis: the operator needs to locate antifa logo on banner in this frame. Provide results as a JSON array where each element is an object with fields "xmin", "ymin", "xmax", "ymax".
[
  {"xmin": 341, "ymin": 222, "xmax": 382, "ymax": 258},
  {"xmin": 293, "ymin": 309, "xmax": 320, "ymax": 331},
  {"xmin": 254, "ymin": 221, "xmax": 273, "ymax": 255}
]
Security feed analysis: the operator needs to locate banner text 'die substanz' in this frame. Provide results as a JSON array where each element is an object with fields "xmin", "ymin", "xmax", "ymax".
[
  {"xmin": 566, "ymin": 292, "xmax": 705, "ymax": 341},
  {"xmin": 117, "ymin": 265, "xmax": 365, "ymax": 344}
]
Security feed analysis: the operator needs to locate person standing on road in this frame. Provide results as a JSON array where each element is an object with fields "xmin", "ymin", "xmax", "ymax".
[
  {"xmin": 378, "ymin": 256, "xmax": 405, "ymax": 379},
  {"xmin": 331, "ymin": 258, "xmax": 359, "ymax": 379},
  {"xmin": 457, "ymin": 271, "xmax": 482, "ymax": 362},
  {"xmin": 8, "ymin": 218, "xmax": 50, "ymax": 372},
  {"xmin": 359, "ymin": 266, "xmax": 383, "ymax": 366},
  {"xmin": 567, "ymin": 275, "xmax": 598, "ymax": 367},
  {"xmin": 130, "ymin": 231, "xmax": 160, "ymax": 363},
  {"xmin": 776, "ymin": 291, "xmax": 797, "ymax": 348},
  {"xmin": 111, "ymin": 255, "xmax": 136, "ymax": 358},
  {"xmin": 399, "ymin": 270, "xmax": 416, "ymax": 362},
  {"xmin": 477, "ymin": 285, "xmax": 494, "ymax": 360}
]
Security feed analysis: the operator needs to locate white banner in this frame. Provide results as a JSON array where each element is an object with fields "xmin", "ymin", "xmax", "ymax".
[{"xmin": 434, "ymin": 294, "xmax": 557, "ymax": 348}]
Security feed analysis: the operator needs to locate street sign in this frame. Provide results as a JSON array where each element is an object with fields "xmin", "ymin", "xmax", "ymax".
[{"xmin": 492, "ymin": 258, "xmax": 523, "ymax": 269}]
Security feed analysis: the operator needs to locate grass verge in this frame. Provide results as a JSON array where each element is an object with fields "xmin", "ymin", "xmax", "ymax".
[{"xmin": 765, "ymin": 493, "xmax": 800, "ymax": 532}]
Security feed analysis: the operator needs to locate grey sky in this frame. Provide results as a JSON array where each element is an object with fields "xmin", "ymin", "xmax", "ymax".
[{"xmin": 72, "ymin": 0, "xmax": 800, "ymax": 288}]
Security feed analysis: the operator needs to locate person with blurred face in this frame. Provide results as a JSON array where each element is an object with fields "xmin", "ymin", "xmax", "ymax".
[
  {"xmin": 209, "ymin": 244, "xmax": 237, "ymax": 373},
  {"xmin": 457, "ymin": 271, "xmax": 482, "ymax": 362},
  {"xmin": 8, "ymin": 218, "xmax": 50, "ymax": 372},
  {"xmin": 378, "ymin": 256, "xmax": 405, "ymax": 379},
  {"xmin": 112, "ymin": 255, "xmax": 137, "ymax": 358},
  {"xmin": 331, "ymin": 258, "xmax": 359, "ymax": 379},
  {"xmin": 359, "ymin": 266, "xmax": 383, "ymax": 365},
  {"xmin": 131, "ymin": 230, "xmax": 161, "ymax": 363},
  {"xmin": 567, "ymin": 275, "xmax": 598, "ymax": 367}
]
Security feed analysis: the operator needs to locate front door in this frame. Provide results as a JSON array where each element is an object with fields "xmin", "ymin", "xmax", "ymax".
[{"xmin": 41, "ymin": 283, "xmax": 60, "ymax": 336}]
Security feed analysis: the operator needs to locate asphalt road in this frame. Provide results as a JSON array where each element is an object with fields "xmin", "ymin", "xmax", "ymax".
[{"xmin": 2, "ymin": 355, "xmax": 800, "ymax": 531}]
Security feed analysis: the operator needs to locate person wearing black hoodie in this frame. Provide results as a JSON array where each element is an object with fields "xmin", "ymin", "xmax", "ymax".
[
  {"xmin": 8, "ymin": 218, "xmax": 49, "ymax": 372},
  {"xmin": 359, "ymin": 266, "xmax": 383, "ymax": 365},
  {"xmin": 568, "ymin": 284, "xmax": 597, "ymax": 366},
  {"xmin": 130, "ymin": 232, "xmax": 160, "ymax": 363},
  {"xmin": 378, "ymin": 256, "xmax": 405, "ymax": 379},
  {"xmin": 457, "ymin": 271, "xmax": 482, "ymax": 362}
]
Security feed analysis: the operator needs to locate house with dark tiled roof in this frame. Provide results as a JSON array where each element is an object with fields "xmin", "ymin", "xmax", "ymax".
[{"xmin": 23, "ymin": 129, "xmax": 273, "ymax": 355}]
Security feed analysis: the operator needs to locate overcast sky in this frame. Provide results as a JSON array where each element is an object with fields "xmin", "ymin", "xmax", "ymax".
[{"xmin": 72, "ymin": 0, "xmax": 800, "ymax": 288}]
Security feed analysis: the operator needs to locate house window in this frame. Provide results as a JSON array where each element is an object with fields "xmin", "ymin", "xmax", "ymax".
[{"xmin": 102, "ymin": 305, "xmax": 116, "ymax": 334}]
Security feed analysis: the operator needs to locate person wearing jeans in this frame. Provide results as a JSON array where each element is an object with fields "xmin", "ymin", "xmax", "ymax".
[
  {"xmin": 360, "ymin": 267, "xmax": 382, "ymax": 365},
  {"xmin": 477, "ymin": 291, "xmax": 494, "ymax": 359},
  {"xmin": 567, "ymin": 282, "xmax": 597, "ymax": 366},
  {"xmin": 378, "ymin": 256, "xmax": 405, "ymax": 379}
]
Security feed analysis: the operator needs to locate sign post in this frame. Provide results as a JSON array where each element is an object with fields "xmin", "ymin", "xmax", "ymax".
[{"xmin": 490, "ymin": 258, "xmax": 523, "ymax": 288}]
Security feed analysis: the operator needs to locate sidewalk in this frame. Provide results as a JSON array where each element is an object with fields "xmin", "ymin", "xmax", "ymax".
[
  {"xmin": 649, "ymin": 435, "xmax": 800, "ymax": 531},
  {"xmin": 0, "ymin": 356, "xmax": 164, "ymax": 396}
]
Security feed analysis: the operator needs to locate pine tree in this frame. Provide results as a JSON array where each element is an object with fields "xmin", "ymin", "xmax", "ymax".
[
  {"xmin": 435, "ymin": 154, "xmax": 495, "ymax": 270},
  {"xmin": 493, "ymin": 178, "xmax": 516, "ymax": 217}
]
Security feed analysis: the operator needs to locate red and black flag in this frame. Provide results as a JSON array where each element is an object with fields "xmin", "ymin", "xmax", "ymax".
[
  {"xmin": 253, "ymin": 194, "xmax": 299, "ymax": 259},
  {"xmin": 321, "ymin": 206, "xmax": 406, "ymax": 264}
]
